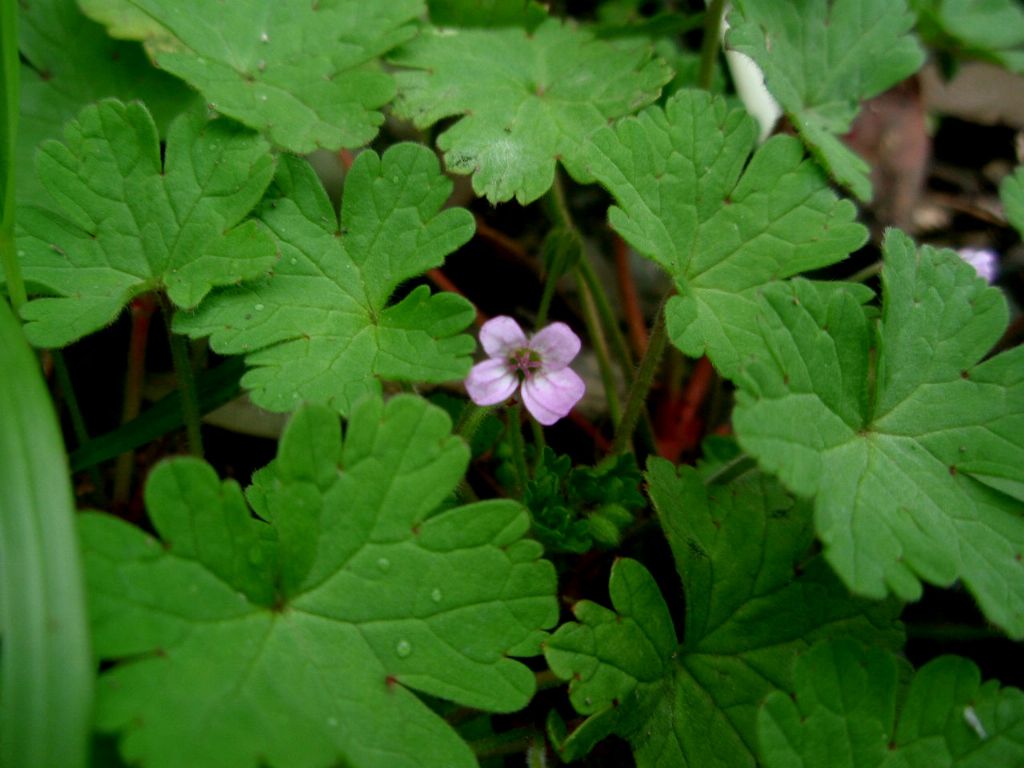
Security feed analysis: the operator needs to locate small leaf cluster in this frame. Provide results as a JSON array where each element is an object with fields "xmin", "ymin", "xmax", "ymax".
[{"xmin": 524, "ymin": 448, "xmax": 645, "ymax": 553}]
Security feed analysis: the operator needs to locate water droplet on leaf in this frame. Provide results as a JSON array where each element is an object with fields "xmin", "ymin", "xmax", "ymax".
[
  {"xmin": 254, "ymin": 303, "xmax": 265, "ymax": 311},
  {"xmin": 377, "ymin": 557, "xmax": 391, "ymax": 572},
  {"xmin": 430, "ymin": 588, "xmax": 442, "ymax": 603},
  {"xmin": 395, "ymin": 640, "xmax": 412, "ymax": 658}
]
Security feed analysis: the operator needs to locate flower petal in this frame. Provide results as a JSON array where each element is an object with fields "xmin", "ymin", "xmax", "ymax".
[
  {"xmin": 529, "ymin": 322, "xmax": 581, "ymax": 370},
  {"xmin": 465, "ymin": 358, "xmax": 518, "ymax": 406},
  {"xmin": 521, "ymin": 367, "xmax": 585, "ymax": 426},
  {"xmin": 957, "ymin": 247, "xmax": 998, "ymax": 283},
  {"xmin": 479, "ymin": 316, "xmax": 528, "ymax": 358}
]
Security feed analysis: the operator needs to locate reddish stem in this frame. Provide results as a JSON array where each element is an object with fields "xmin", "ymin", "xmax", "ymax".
[
  {"xmin": 656, "ymin": 356, "xmax": 714, "ymax": 462},
  {"xmin": 426, "ymin": 268, "xmax": 488, "ymax": 327},
  {"xmin": 113, "ymin": 294, "xmax": 157, "ymax": 508},
  {"xmin": 613, "ymin": 234, "xmax": 648, "ymax": 358}
]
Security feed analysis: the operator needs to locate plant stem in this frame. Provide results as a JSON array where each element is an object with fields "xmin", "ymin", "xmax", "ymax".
[
  {"xmin": 543, "ymin": 173, "xmax": 634, "ymax": 426},
  {"xmin": 849, "ymin": 260, "xmax": 883, "ymax": 283},
  {"xmin": 506, "ymin": 403, "xmax": 529, "ymax": 496},
  {"xmin": 530, "ymin": 418, "xmax": 546, "ymax": 473},
  {"xmin": 471, "ymin": 727, "xmax": 539, "ymax": 760},
  {"xmin": 51, "ymin": 350, "xmax": 107, "ymax": 505},
  {"xmin": 526, "ymin": 739, "xmax": 549, "ymax": 768},
  {"xmin": 536, "ymin": 235, "xmax": 571, "ymax": 329},
  {"xmin": 455, "ymin": 401, "xmax": 491, "ymax": 444},
  {"xmin": 577, "ymin": 255, "xmax": 635, "ymax": 376},
  {"xmin": 0, "ymin": 0, "xmax": 25, "ymax": 312},
  {"xmin": 613, "ymin": 234, "xmax": 649, "ymax": 358},
  {"xmin": 612, "ymin": 297, "xmax": 668, "ymax": 454},
  {"xmin": 158, "ymin": 293, "xmax": 203, "ymax": 457},
  {"xmin": 904, "ymin": 623, "xmax": 1008, "ymax": 641},
  {"xmin": 113, "ymin": 296, "xmax": 155, "ymax": 506},
  {"xmin": 702, "ymin": 452, "xmax": 756, "ymax": 485},
  {"xmin": 698, "ymin": 0, "xmax": 726, "ymax": 91},
  {"xmin": 577, "ymin": 269, "xmax": 622, "ymax": 424},
  {"xmin": 535, "ymin": 668, "xmax": 562, "ymax": 691}
]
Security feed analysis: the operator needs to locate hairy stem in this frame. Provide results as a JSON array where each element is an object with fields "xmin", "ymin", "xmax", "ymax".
[
  {"xmin": 471, "ymin": 728, "xmax": 540, "ymax": 761},
  {"xmin": 577, "ymin": 268, "xmax": 622, "ymax": 424},
  {"xmin": 612, "ymin": 296, "xmax": 668, "ymax": 454},
  {"xmin": 698, "ymin": 0, "xmax": 726, "ymax": 91},
  {"xmin": 158, "ymin": 294, "xmax": 203, "ymax": 458},
  {"xmin": 113, "ymin": 296, "xmax": 156, "ymax": 506},
  {"xmin": 506, "ymin": 403, "xmax": 529, "ymax": 496},
  {"xmin": 51, "ymin": 350, "xmax": 107, "ymax": 505}
]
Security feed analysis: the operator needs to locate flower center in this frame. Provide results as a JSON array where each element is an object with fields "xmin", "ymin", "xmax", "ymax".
[{"xmin": 510, "ymin": 348, "xmax": 543, "ymax": 380}]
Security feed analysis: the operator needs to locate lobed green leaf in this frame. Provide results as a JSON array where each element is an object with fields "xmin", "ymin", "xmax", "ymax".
[
  {"xmin": 391, "ymin": 18, "xmax": 672, "ymax": 203},
  {"xmin": 912, "ymin": 0, "xmax": 1024, "ymax": 74},
  {"xmin": 759, "ymin": 638, "xmax": 1024, "ymax": 767},
  {"xmin": 122, "ymin": 0, "xmax": 424, "ymax": 153},
  {"xmin": 543, "ymin": 461, "xmax": 902, "ymax": 766},
  {"xmin": 729, "ymin": 0, "xmax": 925, "ymax": 200},
  {"xmin": 15, "ymin": 0, "xmax": 195, "ymax": 208},
  {"xmin": 584, "ymin": 89, "xmax": 867, "ymax": 379},
  {"xmin": 734, "ymin": 228, "xmax": 1024, "ymax": 636},
  {"xmin": 16, "ymin": 99, "xmax": 276, "ymax": 347},
  {"xmin": 82, "ymin": 396, "xmax": 558, "ymax": 768},
  {"xmin": 175, "ymin": 143, "xmax": 477, "ymax": 415}
]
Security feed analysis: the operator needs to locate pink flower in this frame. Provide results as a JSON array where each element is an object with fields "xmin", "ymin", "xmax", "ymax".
[
  {"xmin": 957, "ymin": 247, "xmax": 998, "ymax": 283},
  {"xmin": 465, "ymin": 316, "xmax": 586, "ymax": 425}
]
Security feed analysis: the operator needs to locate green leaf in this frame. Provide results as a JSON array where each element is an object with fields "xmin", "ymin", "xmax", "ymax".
[
  {"xmin": 542, "ymin": 461, "xmax": 902, "ymax": 766},
  {"xmin": 174, "ymin": 144, "xmax": 476, "ymax": 415},
  {"xmin": 585, "ymin": 89, "xmax": 867, "ymax": 379},
  {"xmin": 123, "ymin": 0, "xmax": 423, "ymax": 153},
  {"xmin": 15, "ymin": 0, "xmax": 196, "ymax": 208},
  {"xmin": 427, "ymin": 0, "xmax": 549, "ymax": 29},
  {"xmin": 913, "ymin": 0, "xmax": 1024, "ymax": 74},
  {"xmin": 759, "ymin": 638, "xmax": 1024, "ymax": 768},
  {"xmin": 390, "ymin": 19, "xmax": 672, "ymax": 203},
  {"xmin": 729, "ymin": 0, "xmax": 925, "ymax": 201},
  {"xmin": 82, "ymin": 396, "xmax": 558, "ymax": 768},
  {"xmin": 16, "ymin": 99, "xmax": 276, "ymax": 348},
  {"xmin": 78, "ymin": 0, "xmax": 169, "ymax": 41},
  {"xmin": 733, "ymin": 228, "xmax": 1024, "ymax": 636},
  {"xmin": 0, "ymin": 299, "xmax": 93, "ymax": 768},
  {"xmin": 1002, "ymin": 165, "xmax": 1024, "ymax": 238}
]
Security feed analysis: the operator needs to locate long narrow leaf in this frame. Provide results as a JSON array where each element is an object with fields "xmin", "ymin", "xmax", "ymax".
[{"xmin": 0, "ymin": 297, "xmax": 93, "ymax": 768}]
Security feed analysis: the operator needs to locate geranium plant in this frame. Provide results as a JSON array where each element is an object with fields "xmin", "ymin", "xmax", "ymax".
[{"xmin": 2, "ymin": 1, "xmax": 1023, "ymax": 767}]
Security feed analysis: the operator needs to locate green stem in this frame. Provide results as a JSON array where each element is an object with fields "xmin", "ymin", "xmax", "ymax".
[
  {"xmin": 702, "ymin": 452, "xmax": 756, "ymax": 486},
  {"xmin": 536, "ymin": 240, "xmax": 569, "ymax": 329},
  {"xmin": 849, "ymin": 260, "xmax": 883, "ymax": 283},
  {"xmin": 506, "ymin": 404, "xmax": 529, "ymax": 496},
  {"xmin": 0, "ymin": 0, "xmax": 25, "ymax": 311},
  {"xmin": 576, "ymin": 256, "xmax": 635, "ymax": 375},
  {"xmin": 158, "ymin": 294, "xmax": 203, "ymax": 457},
  {"xmin": 455, "ymin": 401, "xmax": 490, "ymax": 444},
  {"xmin": 526, "ymin": 739, "xmax": 549, "ymax": 768},
  {"xmin": 530, "ymin": 419, "xmax": 546, "ymax": 474},
  {"xmin": 471, "ymin": 727, "xmax": 539, "ymax": 761},
  {"xmin": 905, "ymin": 623, "xmax": 1008, "ymax": 641},
  {"xmin": 612, "ymin": 299, "xmax": 668, "ymax": 454},
  {"xmin": 698, "ymin": 0, "xmax": 726, "ymax": 91},
  {"xmin": 51, "ymin": 350, "xmax": 107, "ymax": 504},
  {"xmin": 544, "ymin": 167, "xmax": 573, "ymax": 230},
  {"xmin": 544, "ymin": 174, "xmax": 630, "ymax": 425},
  {"xmin": 577, "ymin": 268, "xmax": 621, "ymax": 424},
  {"xmin": 535, "ymin": 668, "xmax": 563, "ymax": 691}
]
